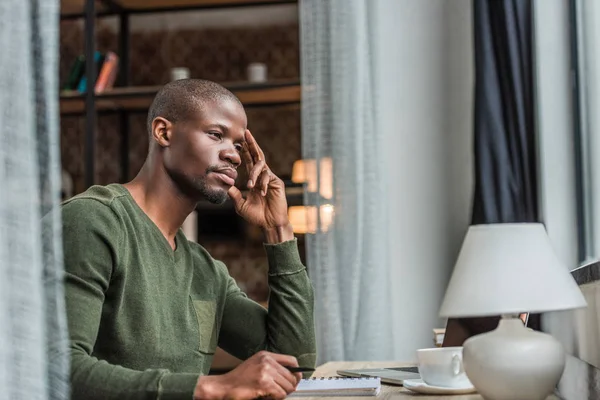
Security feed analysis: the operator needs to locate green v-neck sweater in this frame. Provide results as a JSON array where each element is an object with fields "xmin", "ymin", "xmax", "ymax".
[{"xmin": 61, "ymin": 184, "xmax": 316, "ymax": 400}]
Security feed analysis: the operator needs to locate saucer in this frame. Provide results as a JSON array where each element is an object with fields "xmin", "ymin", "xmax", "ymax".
[{"xmin": 403, "ymin": 379, "xmax": 477, "ymax": 395}]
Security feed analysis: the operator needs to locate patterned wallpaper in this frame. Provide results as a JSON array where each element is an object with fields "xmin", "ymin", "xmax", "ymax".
[
  {"xmin": 60, "ymin": 20, "xmax": 300, "ymax": 87},
  {"xmin": 59, "ymin": 19, "xmax": 303, "ymax": 302}
]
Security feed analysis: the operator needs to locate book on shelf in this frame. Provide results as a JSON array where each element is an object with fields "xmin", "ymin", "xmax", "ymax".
[
  {"xmin": 95, "ymin": 51, "xmax": 119, "ymax": 93},
  {"xmin": 63, "ymin": 54, "xmax": 85, "ymax": 91},
  {"xmin": 62, "ymin": 51, "xmax": 119, "ymax": 95},
  {"xmin": 76, "ymin": 51, "xmax": 103, "ymax": 93}
]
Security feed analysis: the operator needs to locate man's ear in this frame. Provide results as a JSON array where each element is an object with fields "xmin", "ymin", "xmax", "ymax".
[{"xmin": 151, "ymin": 117, "xmax": 172, "ymax": 147}]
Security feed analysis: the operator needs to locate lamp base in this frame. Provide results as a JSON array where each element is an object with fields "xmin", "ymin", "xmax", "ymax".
[{"xmin": 463, "ymin": 317, "xmax": 565, "ymax": 400}]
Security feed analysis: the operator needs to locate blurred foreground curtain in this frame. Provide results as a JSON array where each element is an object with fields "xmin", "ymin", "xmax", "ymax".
[
  {"xmin": 299, "ymin": 0, "xmax": 394, "ymax": 362},
  {"xmin": 472, "ymin": 0, "xmax": 538, "ymax": 224},
  {"xmin": 0, "ymin": 1, "xmax": 70, "ymax": 399}
]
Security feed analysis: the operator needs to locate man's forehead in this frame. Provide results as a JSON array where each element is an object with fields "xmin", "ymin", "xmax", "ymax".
[{"xmin": 194, "ymin": 98, "xmax": 247, "ymax": 124}]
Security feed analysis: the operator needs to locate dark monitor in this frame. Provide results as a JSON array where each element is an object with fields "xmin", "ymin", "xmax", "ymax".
[{"xmin": 442, "ymin": 313, "xmax": 532, "ymax": 347}]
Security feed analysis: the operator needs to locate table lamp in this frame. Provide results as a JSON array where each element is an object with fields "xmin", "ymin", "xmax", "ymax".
[{"xmin": 439, "ymin": 223, "xmax": 586, "ymax": 400}]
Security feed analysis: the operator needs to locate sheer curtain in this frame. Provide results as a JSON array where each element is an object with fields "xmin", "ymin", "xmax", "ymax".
[
  {"xmin": 0, "ymin": 1, "xmax": 70, "ymax": 399},
  {"xmin": 299, "ymin": 0, "xmax": 394, "ymax": 363},
  {"xmin": 572, "ymin": 0, "xmax": 600, "ymax": 265}
]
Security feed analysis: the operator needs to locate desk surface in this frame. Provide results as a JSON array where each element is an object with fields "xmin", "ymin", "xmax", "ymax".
[{"xmin": 302, "ymin": 361, "xmax": 561, "ymax": 399}]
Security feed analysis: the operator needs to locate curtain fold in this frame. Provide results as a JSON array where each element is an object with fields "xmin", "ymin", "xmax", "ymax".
[
  {"xmin": 472, "ymin": 0, "xmax": 538, "ymax": 224},
  {"xmin": 0, "ymin": 1, "xmax": 70, "ymax": 399},
  {"xmin": 299, "ymin": 0, "xmax": 394, "ymax": 363}
]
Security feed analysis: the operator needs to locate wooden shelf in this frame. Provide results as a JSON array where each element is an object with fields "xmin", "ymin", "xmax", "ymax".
[
  {"xmin": 61, "ymin": 0, "xmax": 295, "ymax": 18},
  {"xmin": 61, "ymin": 0, "xmax": 103, "ymax": 16},
  {"xmin": 60, "ymin": 81, "xmax": 301, "ymax": 115},
  {"xmin": 121, "ymin": 0, "xmax": 291, "ymax": 11}
]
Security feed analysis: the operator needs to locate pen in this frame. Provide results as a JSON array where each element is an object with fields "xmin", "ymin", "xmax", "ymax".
[{"xmin": 285, "ymin": 366, "xmax": 315, "ymax": 373}]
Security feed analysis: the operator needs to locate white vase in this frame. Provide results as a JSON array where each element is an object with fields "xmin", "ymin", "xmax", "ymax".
[{"xmin": 463, "ymin": 317, "xmax": 565, "ymax": 400}]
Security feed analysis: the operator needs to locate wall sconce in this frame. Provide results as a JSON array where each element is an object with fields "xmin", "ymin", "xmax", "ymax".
[
  {"xmin": 290, "ymin": 157, "xmax": 335, "ymax": 234},
  {"xmin": 291, "ymin": 157, "xmax": 333, "ymax": 199},
  {"xmin": 288, "ymin": 204, "xmax": 334, "ymax": 234}
]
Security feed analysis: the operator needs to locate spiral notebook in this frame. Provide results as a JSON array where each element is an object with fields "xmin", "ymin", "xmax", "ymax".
[{"xmin": 288, "ymin": 377, "xmax": 381, "ymax": 397}]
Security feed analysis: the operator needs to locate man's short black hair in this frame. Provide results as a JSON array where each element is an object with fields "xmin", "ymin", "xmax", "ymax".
[{"xmin": 146, "ymin": 79, "xmax": 242, "ymax": 135}]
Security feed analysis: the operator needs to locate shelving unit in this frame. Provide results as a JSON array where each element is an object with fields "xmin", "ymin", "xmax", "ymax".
[
  {"xmin": 59, "ymin": 0, "xmax": 300, "ymax": 188},
  {"xmin": 60, "ymin": 80, "xmax": 301, "ymax": 115},
  {"xmin": 61, "ymin": 0, "xmax": 294, "ymax": 19}
]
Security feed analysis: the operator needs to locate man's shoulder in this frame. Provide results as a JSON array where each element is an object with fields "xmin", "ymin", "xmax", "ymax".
[
  {"xmin": 61, "ymin": 184, "xmax": 127, "ymax": 223},
  {"xmin": 63, "ymin": 184, "xmax": 126, "ymax": 207},
  {"xmin": 63, "ymin": 183, "xmax": 127, "ymax": 204}
]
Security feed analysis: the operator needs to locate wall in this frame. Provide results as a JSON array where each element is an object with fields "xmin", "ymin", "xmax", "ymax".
[{"xmin": 374, "ymin": 0, "xmax": 474, "ymax": 360}]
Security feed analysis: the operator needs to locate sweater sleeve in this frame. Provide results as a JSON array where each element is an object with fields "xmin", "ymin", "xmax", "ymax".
[
  {"xmin": 62, "ymin": 199, "xmax": 199, "ymax": 400},
  {"xmin": 216, "ymin": 239, "xmax": 317, "ymax": 369}
]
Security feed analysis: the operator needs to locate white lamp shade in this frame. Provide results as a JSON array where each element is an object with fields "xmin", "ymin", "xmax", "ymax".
[{"xmin": 439, "ymin": 223, "xmax": 586, "ymax": 318}]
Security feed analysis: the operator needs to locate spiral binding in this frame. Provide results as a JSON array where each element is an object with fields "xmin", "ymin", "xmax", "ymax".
[{"xmin": 306, "ymin": 376, "xmax": 379, "ymax": 381}]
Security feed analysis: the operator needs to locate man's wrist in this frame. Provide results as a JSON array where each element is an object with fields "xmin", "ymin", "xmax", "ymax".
[
  {"xmin": 263, "ymin": 222, "xmax": 294, "ymax": 244},
  {"xmin": 194, "ymin": 375, "xmax": 224, "ymax": 400}
]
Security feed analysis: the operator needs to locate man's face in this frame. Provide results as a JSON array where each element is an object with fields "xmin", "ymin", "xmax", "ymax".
[{"xmin": 163, "ymin": 98, "xmax": 247, "ymax": 204}]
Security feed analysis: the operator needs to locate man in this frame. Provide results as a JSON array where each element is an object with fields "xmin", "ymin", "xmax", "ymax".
[{"xmin": 62, "ymin": 79, "xmax": 316, "ymax": 400}]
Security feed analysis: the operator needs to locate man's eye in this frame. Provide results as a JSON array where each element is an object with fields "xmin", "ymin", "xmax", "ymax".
[
  {"xmin": 234, "ymin": 144, "xmax": 243, "ymax": 152},
  {"xmin": 208, "ymin": 131, "xmax": 222, "ymax": 140}
]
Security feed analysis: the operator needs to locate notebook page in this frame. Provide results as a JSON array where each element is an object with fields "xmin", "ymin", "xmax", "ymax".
[{"xmin": 289, "ymin": 377, "xmax": 381, "ymax": 397}]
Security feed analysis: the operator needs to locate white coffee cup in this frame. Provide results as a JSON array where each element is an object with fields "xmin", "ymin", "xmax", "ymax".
[{"xmin": 417, "ymin": 347, "xmax": 472, "ymax": 388}]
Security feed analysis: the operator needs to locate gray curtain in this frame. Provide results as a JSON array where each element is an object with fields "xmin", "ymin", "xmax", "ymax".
[
  {"xmin": 0, "ymin": 1, "xmax": 70, "ymax": 399},
  {"xmin": 472, "ymin": 0, "xmax": 538, "ymax": 224},
  {"xmin": 299, "ymin": 0, "xmax": 394, "ymax": 362}
]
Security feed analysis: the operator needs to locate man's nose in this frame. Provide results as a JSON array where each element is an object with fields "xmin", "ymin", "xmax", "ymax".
[{"xmin": 221, "ymin": 146, "xmax": 241, "ymax": 168}]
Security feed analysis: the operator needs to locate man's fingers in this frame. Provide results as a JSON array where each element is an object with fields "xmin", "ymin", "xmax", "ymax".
[
  {"xmin": 257, "ymin": 169, "xmax": 270, "ymax": 196},
  {"xmin": 268, "ymin": 360, "xmax": 299, "ymax": 394},
  {"xmin": 245, "ymin": 129, "xmax": 266, "ymax": 163},
  {"xmin": 227, "ymin": 186, "xmax": 245, "ymax": 211},
  {"xmin": 272, "ymin": 370, "xmax": 297, "ymax": 395},
  {"xmin": 266, "ymin": 384, "xmax": 288, "ymax": 400},
  {"xmin": 293, "ymin": 372, "xmax": 302, "ymax": 383},
  {"xmin": 266, "ymin": 352, "xmax": 299, "ymax": 368},
  {"xmin": 248, "ymin": 160, "xmax": 266, "ymax": 189},
  {"xmin": 241, "ymin": 143, "xmax": 254, "ymax": 175}
]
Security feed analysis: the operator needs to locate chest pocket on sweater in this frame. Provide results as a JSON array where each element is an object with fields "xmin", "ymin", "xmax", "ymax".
[{"xmin": 191, "ymin": 299, "xmax": 218, "ymax": 354}]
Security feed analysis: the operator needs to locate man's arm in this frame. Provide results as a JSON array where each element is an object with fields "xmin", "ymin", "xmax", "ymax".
[
  {"xmin": 223, "ymin": 130, "xmax": 317, "ymax": 368},
  {"xmin": 216, "ymin": 236, "xmax": 317, "ymax": 368},
  {"xmin": 62, "ymin": 199, "xmax": 199, "ymax": 400}
]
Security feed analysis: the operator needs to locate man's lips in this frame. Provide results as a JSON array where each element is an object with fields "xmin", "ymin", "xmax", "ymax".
[{"xmin": 212, "ymin": 169, "xmax": 237, "ymax": 186}]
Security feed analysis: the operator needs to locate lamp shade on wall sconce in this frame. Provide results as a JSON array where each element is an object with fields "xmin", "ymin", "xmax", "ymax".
[
  {"xmin": 290, "ymin": 157, "xmax": 335, "ymax": 234},
  {"xmin": 288, "ymin": 204, "xmax": 334, "ymax": 234},
  {"xmin": 291, "ymin": 157, "xmax": 333, "ymax": 199}
]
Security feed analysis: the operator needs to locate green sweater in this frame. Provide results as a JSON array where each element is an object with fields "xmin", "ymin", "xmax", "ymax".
[{"xmin": 62, "ymin": 184, "xmax": 316, "ymax": 400}]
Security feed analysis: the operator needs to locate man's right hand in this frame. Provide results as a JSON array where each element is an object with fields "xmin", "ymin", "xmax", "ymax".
[{"xmin": 193, "ymin": 351, "xmax": 303, "ymax": 400}]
